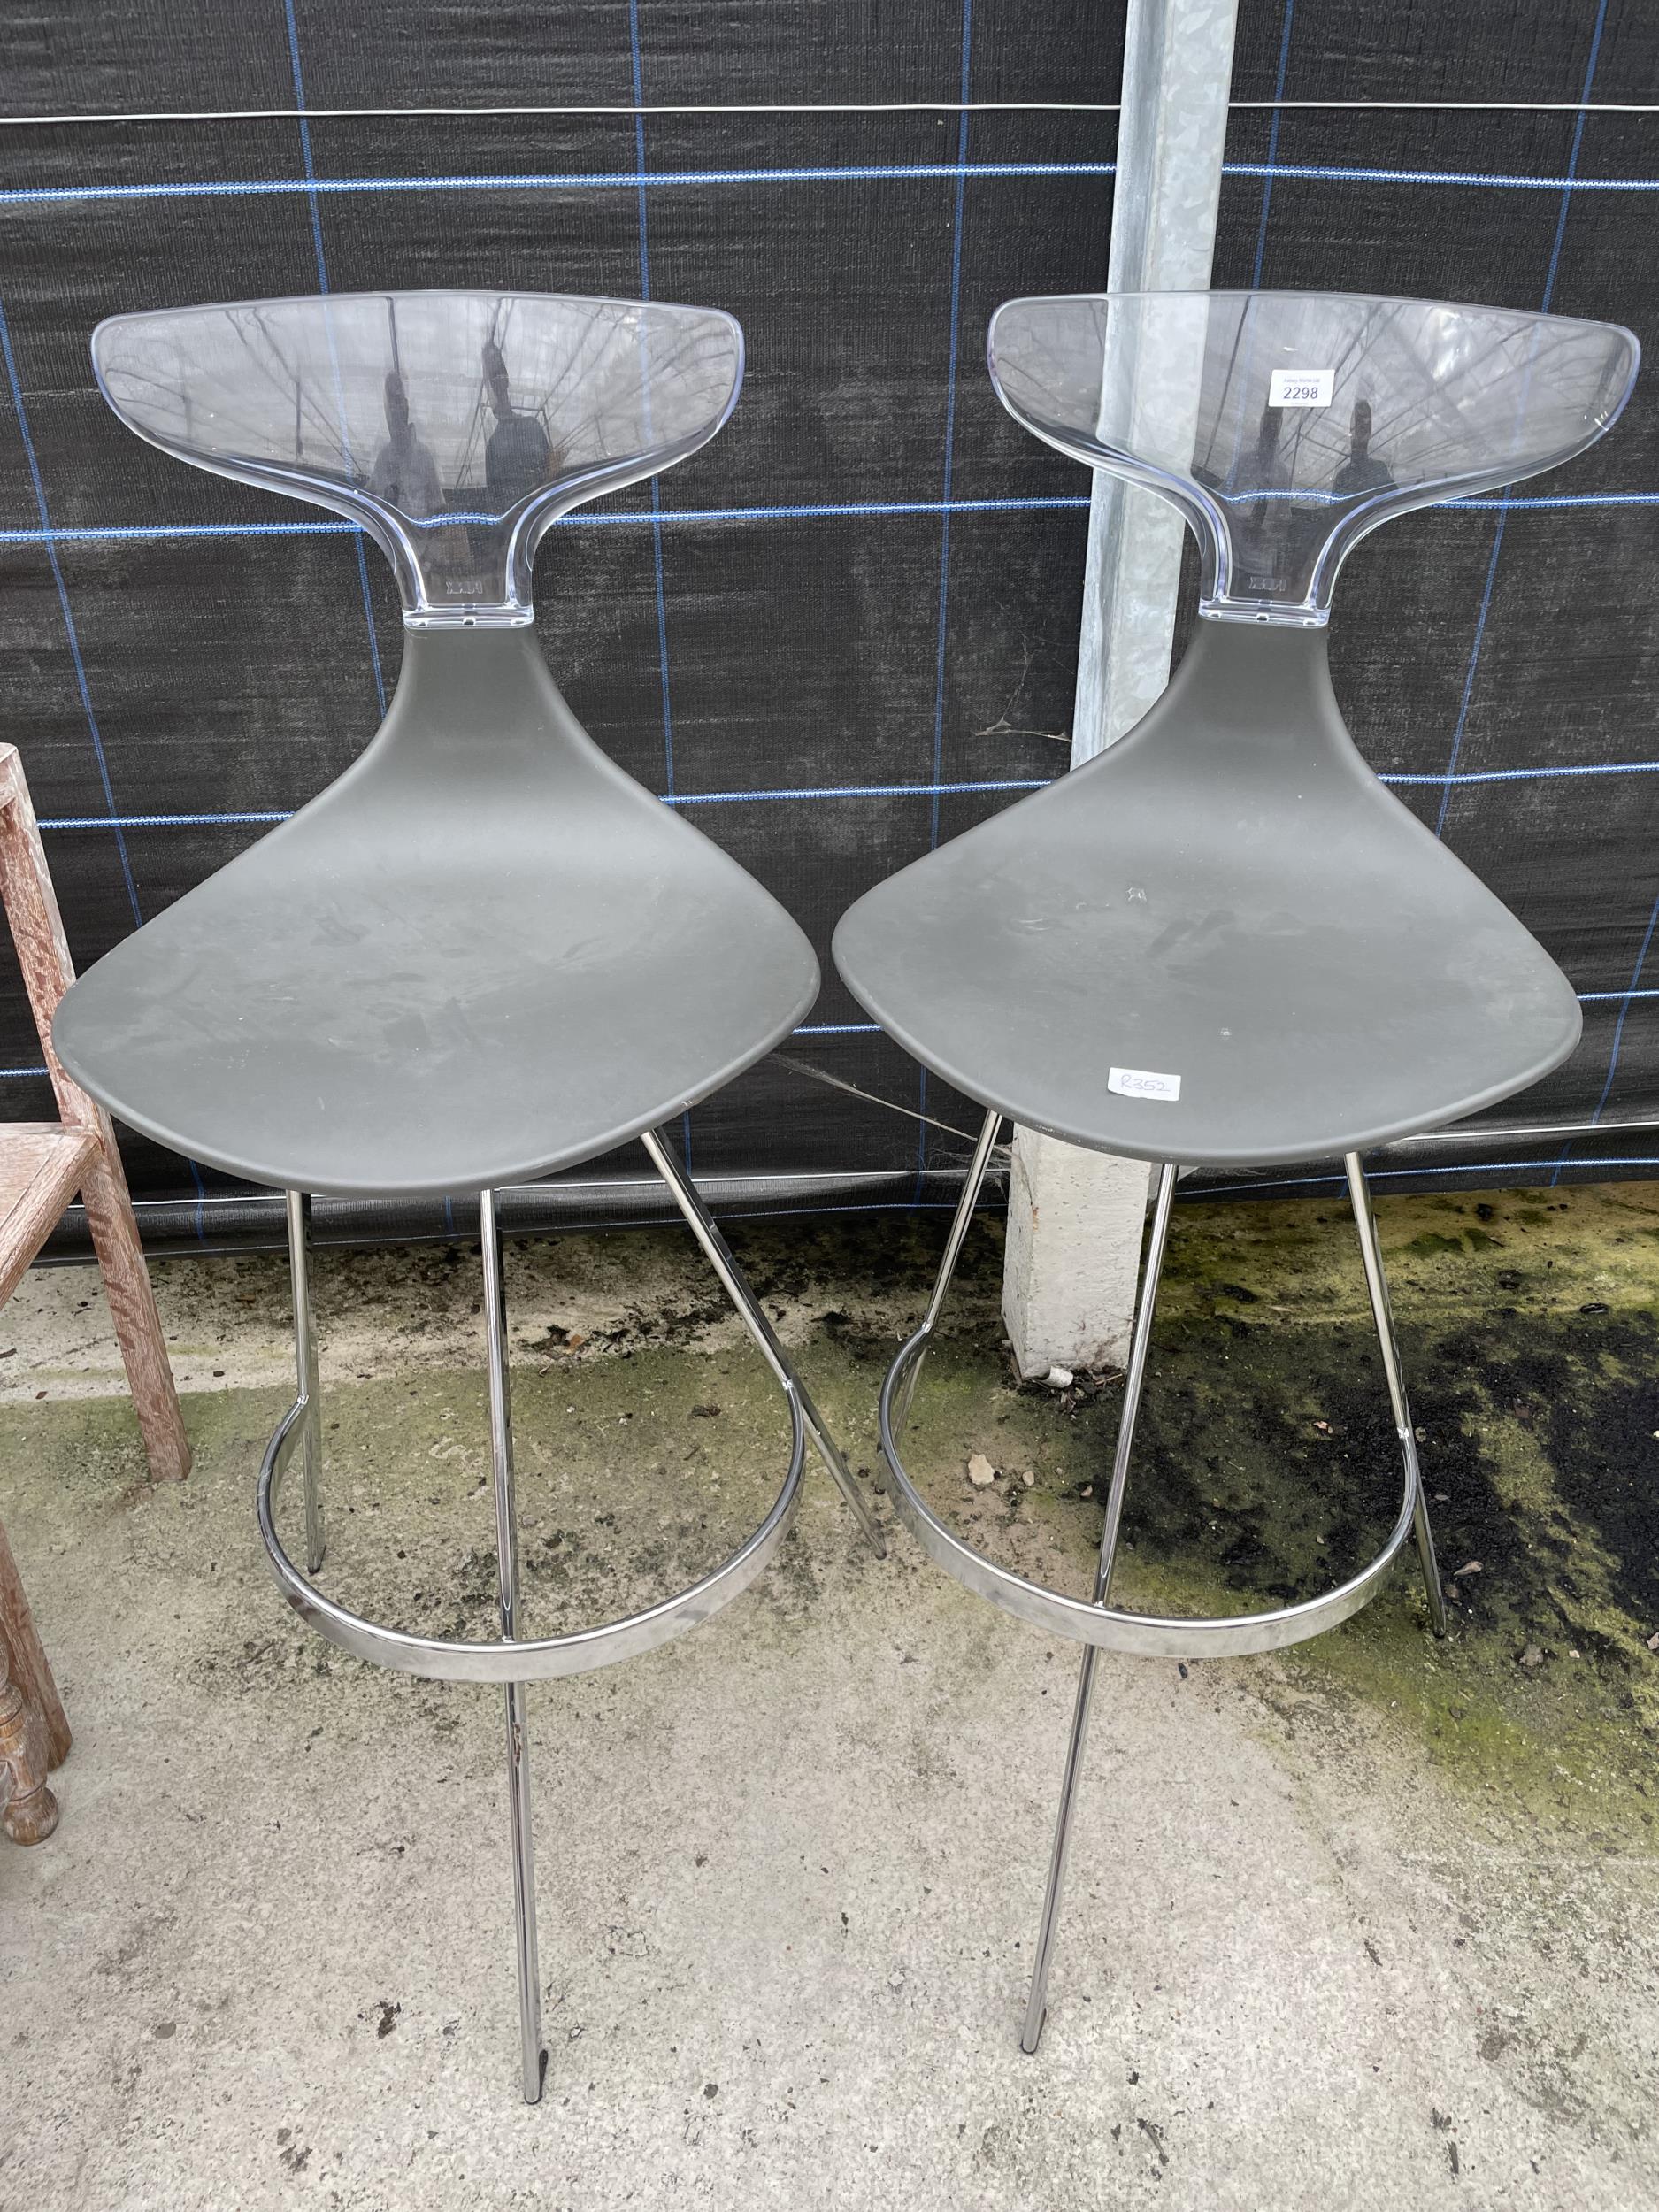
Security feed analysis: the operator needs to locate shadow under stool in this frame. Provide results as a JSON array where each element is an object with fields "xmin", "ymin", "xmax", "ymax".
[
  {"xmin": 833, "ymin": 288, "xmax": 1639, "ymax": 2049},
  {"xmin": 51, "ymin": 288, "xmax": 884, "ymax": 2100}
]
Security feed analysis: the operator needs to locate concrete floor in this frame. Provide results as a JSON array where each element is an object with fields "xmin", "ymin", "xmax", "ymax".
[{"xmin": 2, "ymin": 1186, "xmax": 1656, "ymax": 2210}]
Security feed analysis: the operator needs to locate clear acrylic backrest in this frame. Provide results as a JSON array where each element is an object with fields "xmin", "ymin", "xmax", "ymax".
[
  {"xmin": 93, "ymin": 291, "xmax": 745, "ymax": 629},
  {"xmin": 988, "ymin": 292, "xmax": 1639, "ymax": 626}
]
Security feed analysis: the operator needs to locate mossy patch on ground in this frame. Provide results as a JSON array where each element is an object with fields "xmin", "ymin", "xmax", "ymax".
[
  {"xmin": 5, "ymin": 1176, "xmax": 1656, "ymax": 1847},
  {"xmin": 869, "ymin": 1181, "xmax": 1659, "ymax": 1844}
]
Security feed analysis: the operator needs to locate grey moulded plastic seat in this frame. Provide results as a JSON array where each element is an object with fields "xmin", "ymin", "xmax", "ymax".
[
  {"xmin": 52, "ymin": 290, "xmax": 884, "ymax": 2103},
  {"xmin": 832, "ymin": 290, "xmax": 1639, "ymax": 2049}
]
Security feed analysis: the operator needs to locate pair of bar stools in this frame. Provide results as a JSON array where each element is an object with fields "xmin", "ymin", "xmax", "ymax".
[{"xmin": 52, "ymin": 289, "xmax": 1637, "ymax": 2096}]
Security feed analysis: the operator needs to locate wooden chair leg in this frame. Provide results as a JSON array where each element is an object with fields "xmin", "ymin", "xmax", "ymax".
[
  {"xmin": 0, "ymin": 1623, "xmax": 59, "ymax": 1844},
  {"xmin": 79, "ymin": 1130, "xmax": 190, "ymax": 1485},
  {"xmin": 0, "ymin": 1518, "xmax": 69, "ymax": 1774}
]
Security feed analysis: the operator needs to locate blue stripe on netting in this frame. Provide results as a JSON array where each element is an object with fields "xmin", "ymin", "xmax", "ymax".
[
  {"xmin": 4, "ymin": 490, "xmax": 1651, "ymax": 554},
  {"xmin": 280, "ymin": 0, "xmax": 327, "ymax": 300},
  {"xmin": 628, "ymin": 1, "xmax": 678, "ymax": 813},
  {"xmin": 1222, "ymin": 162, "xmax": 1655, "ymax": 191},
  {"xmin": 914, "ymin": 0, "xmax": 976, "ymax": 1202},
  {"xmin": 1554, "ymin": 871, "xmax": 1659, "ymax": 1185},
  {"xmin": 1386, "ymin": 758, "xmax": 1659, "ymax": 786},
  {"xmin": 792, "ymin": 1023, "xmax": 883, "ymax": 1035},
  {"xmin": 1542, "ymin": 1, "xmax": 1610, "ymax": 311},
  {"xmin": 40, "ymin": 811, "xmax": 293, "ymax": 827},
  {"xmin": 282, "ymin": 0, "xmax": 385, "ymax": 721},
  {"xmin": 1211, "ymin": 488, "xmax": 1659, "ymax": 509},
  {"xmin": 1455, "ymin": 492, "xmax": 1659, "ymax": 510},
  {"xmin": 29, "ymin": 755, "xmax": 1659, "ymax": 833},
  {"xmin": 1250, "ymin": 0, "xmax": 1298, "ymax": 287},
  {"xmin": 0, "ymin": 296, "xmax": 142, "ymax": 929},
  {"xmin": 672, "ymin": 776, "xmax": 1049, "ymax": 804},
  {"xmin": 0, "ymin": 161, "xmax": 1113, "ymax": 207},
  {"xmin": 1433, "ymin": 0, "xmax": 1609, "ymax": 841},
  {"xmin": 8, "ymin": 160, "xmax": 1659, "ymax": 211},
  {"xmin": 930, "ymin": 3, "xmax": 974, "ymax": 861}
]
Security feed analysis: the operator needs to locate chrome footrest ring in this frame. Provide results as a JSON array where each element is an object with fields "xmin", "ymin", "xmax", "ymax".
[
  {"xmin": 257, "ymin": 1385, "xmax": 807, "ymax": 1684},
  {"xmin": 879, "ymin": 1328, "xmax": 1418, "ymax": 1662}
]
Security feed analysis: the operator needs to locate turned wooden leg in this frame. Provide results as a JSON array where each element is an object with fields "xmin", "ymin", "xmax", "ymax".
[
  {"xmin": 79, "ymin": 1126, "xmax": 190, "ymax": 1485},
  {"xmin": 0, "ymin": 1627, "xmax": 58, "ymax": 1845},
  {"xmin": 0, "ymin": 1519, "xmax": 69, "ymax": 1773}
]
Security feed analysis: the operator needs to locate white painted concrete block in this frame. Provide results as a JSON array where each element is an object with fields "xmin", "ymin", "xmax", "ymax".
[{"xmin": 1002, "ymin": 1127, "xmax": 1152, "ymax": 1379}]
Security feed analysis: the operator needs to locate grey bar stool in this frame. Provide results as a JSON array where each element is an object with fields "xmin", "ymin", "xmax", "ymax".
[
  {"xmin": 52, "ymin": 289, "xmax": 884, "ymax": 2101},
  {"xmin": 833, "ymin": 291, "xmax": 1638, "ymax": 2047}
]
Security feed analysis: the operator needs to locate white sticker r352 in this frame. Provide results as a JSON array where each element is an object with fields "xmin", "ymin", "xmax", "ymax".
[
  {"xmin": 1269, "ymin": 366, "xmax": 1334, "ymax": 408},
  {"xmin": 1109, "ymin": 1065, "xmax": 1181, "ymax": 1102}
]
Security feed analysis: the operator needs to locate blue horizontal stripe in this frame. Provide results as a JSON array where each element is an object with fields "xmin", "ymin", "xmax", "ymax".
[
  {"xmin": 0, "ymin": 496, "xmax": 1092, "ymax": 548},
  {"xmin": 31, "ymin": 753, "xmax": 1659, "ymax": 835},
  {"xmin": 1385, "ymin": 759, "xmax": 1659, "ymax": 786},
  {"xmin": 1455, "ymin": 491, "xmax": 1659, "ymax": 511},
  {"xmin": 34, "ymin": 781, "xmax": 1048, "ymax": 833},
  {"xmin": 2, "ymin": 490, "xmax": 1649, "ymax": 555},
  {"xmin": 4, "ymin": 157, "xmax": 1659, "ymax": 213},
  {"xmin": 3, "ymin": 160, "xmax": 1112, "ymax": 208},
  {"xmin": 791, "ymin": 1022, "xmax": 884, "ymax": 1035},
  {"xmin": 1225, "ymin": 160, "xmax": 1659, "ymax": 192},
  {"xmin": 39, "ymin": 810, "xmax": 291, "ymax": 827},
  {"xmin": 1215, "ymin": 488, "xmax": 1659, "ymax": 511},
  {"xmin": 667, "ymin": 778, "xmax": 1048, "ymax": 804}
]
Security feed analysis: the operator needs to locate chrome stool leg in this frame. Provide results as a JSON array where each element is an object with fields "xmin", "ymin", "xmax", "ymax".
[
  {"xmin": 1345, "ymin": 1155, "xmax": 1448, "ymax": 1636},
  {"xmin": 879, "ymin": 1129, "xmax": 1445, "ymax": 2047},
  {"xmin": 480, "ymin": 1189, "xmax": 548, "ymax": 2104},
  {"xmin": 285, "ymin": 1191, "xmax": 325, "ymax": 1576},
  {"xmin": 1021, "ymin": 1163, "xmax": 1176, "ymax": 2053},
  {"xmin": 641, "ymin": 1126, "xmax": 887, "ymax": 1559},
  {"xmin": 894, "ymin": 1106, "xmax": 1006, "ymax": 1438},
  {"xmin": 260, "ymin": 1188, "xmax": 809, "ymax": 2099}
]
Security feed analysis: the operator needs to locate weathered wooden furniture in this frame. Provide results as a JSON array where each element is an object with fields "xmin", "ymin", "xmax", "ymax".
[
  {"xmin": 1, "ymin": 1520, "xmax": 70, "ymax": 1842},
  {"xmin": 0, "ymin": 741, "xmax": 191, "ymax": 1843}
]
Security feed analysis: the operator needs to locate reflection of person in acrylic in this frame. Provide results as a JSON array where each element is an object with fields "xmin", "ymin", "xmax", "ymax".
[
  {"xmin": 369, "ymin": 370, "xmax": 443, "ymax": 518},
  {"xmin": 1231, "ymin": 403, "xmax": 1293, "ymax": 595},
  {"xmin": 1248, "ymin": 403, "xmax": 1289, "ymax": 500},
  {"xmin": 482, "ymin": 338, "xmax": 552, "ymax": 507},
  {"xmin": 1332, "ymin": 398, "xmax": 1396, "ymax": 500}
]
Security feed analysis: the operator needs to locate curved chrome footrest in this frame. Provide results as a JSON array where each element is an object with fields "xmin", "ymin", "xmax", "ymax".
[
  {"xmin": 258, "ymin": 1383, "xmax": 806, "ymax": 1684},
  {"xmin": 260, "ymin": 1144, "xmax": 857, "ymax": 2101},
  {"xmin": 879, "ymin": 1328, "xmax": 1418, "ymax": 1661},
  {"xmin": 883, "ymin": 1111, "xmax": 1448, "ymax": 2048}
]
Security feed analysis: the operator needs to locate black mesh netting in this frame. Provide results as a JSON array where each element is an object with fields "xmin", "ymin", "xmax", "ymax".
[{"xmin": 2, "ymin": 4, "xmax": 1656, "ymax": 1251}]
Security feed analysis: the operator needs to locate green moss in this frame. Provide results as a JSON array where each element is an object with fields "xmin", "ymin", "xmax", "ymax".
[
  {"xmin": 6, "ymin": 1175, "xmax": 1657, "ymax": 1843},
  {"xmin": 874, "ymin": 1188, "xmax": 1659, "ymax": 1845}
]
